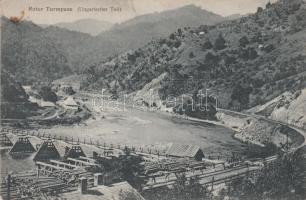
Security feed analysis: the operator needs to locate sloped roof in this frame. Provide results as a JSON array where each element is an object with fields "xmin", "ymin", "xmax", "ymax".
[
  {"xmin": 9, "ymin": 135, "xmax": 36, "ymax": 153},
  {"xmin": 166, "ymin": 143, "xmax": 202, "ymax": 158},
  {"xmin": 40, "ymin": 101, "xmax": 56, "ymax": 107},
  {"xmin": 33, "ymin": 139, "xmax": 60, "ymax": 161},
  {"xmin": 63, "ymin": 96, "xmax": 78, "ymax": 106}
]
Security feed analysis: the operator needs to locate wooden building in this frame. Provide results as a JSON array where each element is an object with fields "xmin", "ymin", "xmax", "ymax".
[
  {"xmin": 33, "ymin": 139, "xmax": 60, "ymax": 161},
  {"xmin": 9, "ymin": 134, "xmax": 36, "ymax": 154},
  {"xmin": 165, "ymin": 143, "xmax": 205, "ymax": 161}
]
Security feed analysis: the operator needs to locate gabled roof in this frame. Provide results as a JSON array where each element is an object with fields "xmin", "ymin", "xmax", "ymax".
[
  {"xmin": 33, "ymin": 139, "xmax": 60, "ymax": 161},
  {"xmin": 63, "ymin": 96, "xmax": 78, "ymax": 106},
  {"xmin": 9, "ymin": 134, "xmax": 36, "ymax": 154},
  {"xmin": 166, "ymin": 143, "xmax": 202, "ymax": 158}
]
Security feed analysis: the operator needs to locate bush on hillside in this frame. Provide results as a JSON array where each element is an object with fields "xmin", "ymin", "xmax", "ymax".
[
  {"xmin": 239, "ymin": 36, "xmax": 249, "ymax": 47},
  {"xmin": 214, "ymin": 33, "xmax": 227, "ymax": 50}
]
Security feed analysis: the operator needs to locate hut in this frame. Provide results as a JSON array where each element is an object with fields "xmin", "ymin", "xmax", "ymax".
[
  {"xmin": 63, "ymin": 144, "xmax": 86, "ymax": 159},
  {"xmin": 33, "ymin": 139, "xmax": 60, "ymax": 161},
  {"xmin": 60, "ymin": 96, "xmax": 78, "ymax": 110},
  {"xmin": 0, "ymin": 133, "xmax": 13, "ymax": 147},
  {"xmin": 9, "ymin": 134, "xmax": 36, "ymax": 154},
  {"xmin": 165, "ymin": 143, "xmax": 205, "ymax": 161}
]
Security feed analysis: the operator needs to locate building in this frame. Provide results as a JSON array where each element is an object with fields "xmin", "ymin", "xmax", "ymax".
[
  {"xmin": 165, "ymin": 143, "xmax": 205, "ymax": 161},
  {"xmin": 40, "ymin": 101, "xmax": 56, "ymax": 108},
  {"xmin": 9, "ymin": 134, "xmax": 36, "ymax": 154},
  {"xmin": 33, "ymin": 139, "xmax": 60, "ymax": 161},
  {"xmin": 60, "ymin": 96, "xmax": 79, "ymax": 110},
  {"xmin": 0, "ymin": 133, "xmax": 13, "ymax": 147}
]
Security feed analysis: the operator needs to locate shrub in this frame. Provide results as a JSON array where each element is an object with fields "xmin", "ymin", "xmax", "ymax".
[
  {"xmin": 239, "ymin": 36, "xmax": 249, "ymax": 47},
  {"xmin": 127, "ymin": 53, "xmax": 137, "ymax": 63},
  {"xmin": 173, "ymin": 40, "xmax": 181, "ymax": 48},
  {"xmin": 189, "ymin": 52, "xmax": 195, "ymax": 58},
  {"xmin": 205, "ymin": 52, "xmax": 219, "ymax": 65}
]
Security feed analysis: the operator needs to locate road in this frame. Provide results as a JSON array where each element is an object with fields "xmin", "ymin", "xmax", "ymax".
[{"xmin": 218, "ymin": 108, "xmax": 306, "ymax": 148}]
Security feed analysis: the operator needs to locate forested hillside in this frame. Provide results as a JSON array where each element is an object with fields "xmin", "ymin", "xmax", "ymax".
[
  {"xmin": 82, "ymin": 0, "xmax": 306, "ymax": 110},
  {"xmin": 1, "ymin": 17, "xmax": 72, "ymax": 84}
]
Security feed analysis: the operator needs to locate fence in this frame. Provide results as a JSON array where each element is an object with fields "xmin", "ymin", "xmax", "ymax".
[{"xmin": 0, "ymin": 127, "xmax": 168, "ymax": 157}]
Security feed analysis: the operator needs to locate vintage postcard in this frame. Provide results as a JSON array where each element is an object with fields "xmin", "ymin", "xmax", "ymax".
[{"xmin": 1, "ymin": 0, "xmax": 306, "ymax": 199}]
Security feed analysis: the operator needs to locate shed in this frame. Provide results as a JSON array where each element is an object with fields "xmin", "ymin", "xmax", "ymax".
[{"xmin": 165, "ymin": 143, "xmax": 205, "ymax": 161}]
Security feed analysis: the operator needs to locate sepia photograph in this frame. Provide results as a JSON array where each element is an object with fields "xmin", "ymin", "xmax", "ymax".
[{"xmin": 1, "ymin": 0, "xmax": 306, "ymax": 199}]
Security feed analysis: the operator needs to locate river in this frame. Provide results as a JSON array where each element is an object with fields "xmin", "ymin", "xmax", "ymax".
[{"xmin": 0, "ymin": 108, "xmax": 247, "ymax": 175}]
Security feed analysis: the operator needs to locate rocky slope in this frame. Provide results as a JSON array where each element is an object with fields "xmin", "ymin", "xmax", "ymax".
[
  {"xmin": 248, "ymin": 88, "xmax": 306, "ymax": 129},
  {"xmin": 82, "ymin": 0, "xmax": 306, "ymax": 111}
]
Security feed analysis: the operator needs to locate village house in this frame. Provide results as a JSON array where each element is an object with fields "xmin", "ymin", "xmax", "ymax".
[{"xmin": 59, "ymin": 96, "xmax": 79, "ymax": 110}]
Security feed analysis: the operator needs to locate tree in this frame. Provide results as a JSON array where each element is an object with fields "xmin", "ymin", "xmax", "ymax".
[
  {"xmin": 266, "ymin": 1, "xmax": 272, "ymax": 9},
  {"xmin": 169, "ymin": 33, "xmax": 175, "ymax": 40},
  {"xmin": 189, "ymin": 52, "xmax": 195, "ymax": 58},
  {"xmin": 201, "ymin": 40, "xmax": 213, "ymax": 50},
  {"xmin": 231, "ymin": 84, "xmax": 253, "ymax": 106},
  {"xmin": 257, "ymin": 7, "xmax": 264, "ymax": 13},
  {"xmin": 177, "ymin": 28, "xmax": 182, "ymax": 36},
  {"xmin": 214, "ymin": 33, "xmax": 227, "ymax": 50},
  {"xmin": 205, "ymin": 52, "xmax": 219, "ymax": 66},
  {"xmin": 38, "ymin": 86, "xmax": 57, "ymax": 102},
  {"xmin": 226, "ymin": 151, "xmax": 306, "ymax": 199},
  {"xmin": 119, "ymin": 153, "xmax": 144, "ymax": 190}
]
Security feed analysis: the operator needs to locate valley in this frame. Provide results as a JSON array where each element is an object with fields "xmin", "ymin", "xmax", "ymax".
[{"xmin": 1, "ymin": 0, "xmax": 306, "ymax": 199}]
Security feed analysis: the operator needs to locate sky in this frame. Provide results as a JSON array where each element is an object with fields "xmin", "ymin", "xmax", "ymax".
[{"xmin": 1, "ymin": 0, "xmax": 277, "ymax": 25}]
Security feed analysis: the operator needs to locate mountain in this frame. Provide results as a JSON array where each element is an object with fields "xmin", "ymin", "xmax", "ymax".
[
  {"xmin": 95, "ymin": 5, "xmax": 224, "ymax": 58},
  {"xmin": 1, "ymin": 17, "xmax": 72, "ymax": 84},
  {"xmin": 50, "ymin": 19, "xmax": 113, "ymax": 36},
  {"xmin": 226, "ymin": 14, "xmax": 244, "ymax": 20},
  {"xmin": 81, "ymin": 0, "xmax": 306, "ymax": 111},
  {"xmin": 41, "ymin": 5, "xmax": 225, "ymax": 73},
  {"xmin": 111, "ymin": 5, "xmax": 223, "ymax": 29}
]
